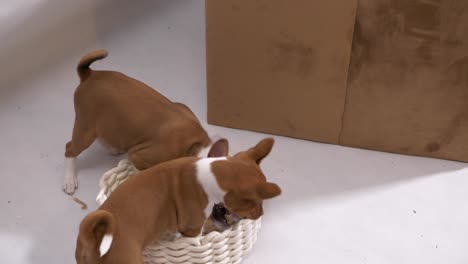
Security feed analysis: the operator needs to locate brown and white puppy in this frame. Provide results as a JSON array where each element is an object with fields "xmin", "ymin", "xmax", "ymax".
[
  {"xmin": 75, "ymin": 138, "xmax": 281, "ymax": 264},
  {"xmin": 64, "ymin": 50, "xmax": 213, "ymax": 194}
]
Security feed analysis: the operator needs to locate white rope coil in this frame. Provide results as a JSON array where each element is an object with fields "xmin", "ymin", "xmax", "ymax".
[{"xmin": 97, "ymin": 159, "xmax": 261, "ymax": 264}]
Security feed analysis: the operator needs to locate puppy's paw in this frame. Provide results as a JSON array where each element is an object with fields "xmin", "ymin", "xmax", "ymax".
[
  {"xmin": 63, "ymin": 175, "xmax": 78, "ymax": 194},
  {"xmin": 63, "ymin": 157, "xmax": 78, "ymax": 194}
]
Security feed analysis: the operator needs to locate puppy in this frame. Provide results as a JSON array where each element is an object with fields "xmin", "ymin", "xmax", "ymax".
[
  {"xmin": 64, "ymin": 50, "xmax": 213, "ymax": 194},
  {"xmin": 75, "ymin": 138, "xmax": 281, "ymax": 264}
]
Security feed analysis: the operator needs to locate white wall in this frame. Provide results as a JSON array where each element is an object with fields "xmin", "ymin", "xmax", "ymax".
[{"xmin": 0, "ymin": 0, "xmax": 206, "ymax": 119}]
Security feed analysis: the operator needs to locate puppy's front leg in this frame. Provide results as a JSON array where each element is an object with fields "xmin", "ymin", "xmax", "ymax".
[
  {"xmin": 63, "ymin": 156, "xmax": 77, "ymax": 194},
  {"xmin": 176, "ymin": 201, "xmax": 206, "ymax": 238},
  {"xmin": 178, "ymin": 211, "xmax": 205, "ymax": 238}
]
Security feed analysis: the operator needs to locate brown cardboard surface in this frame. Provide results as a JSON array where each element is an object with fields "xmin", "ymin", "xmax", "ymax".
[
  {"xmin": 340, "ymin": 0, "xmax": 468, "ymax": 162},
  {"xmin": 206, "ymin": 0, "xmax": 468, "ymax": 162},
  {"xmin": 206, "ymin": 0, "xmax": 358, "ymax": 144}
]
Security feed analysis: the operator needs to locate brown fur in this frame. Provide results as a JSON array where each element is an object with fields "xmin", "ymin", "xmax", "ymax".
[
  {"xmin": 75, "ymin": 138, "xmax": 281, "ymax": 264},
  {"xmin": 213, "ymin": 138, "xmax": 281, "ymax": 219},
  {"xmin": 65, "ymin": 50, "xmax": 211, "ymax": 193}
]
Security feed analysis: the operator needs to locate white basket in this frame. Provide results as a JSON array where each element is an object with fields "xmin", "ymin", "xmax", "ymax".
[{"xmin": 97, "ymin": 160, "xmax": 261, "ymax": 264}]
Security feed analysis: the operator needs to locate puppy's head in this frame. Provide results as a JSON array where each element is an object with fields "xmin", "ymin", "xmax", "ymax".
[
  {"xmin": 75, "ymin": 210, "xmax": 121, "ymax": 264},
  {"xmin": 211, "ymin": 138, "xmax": 281, "ymax": 220}
]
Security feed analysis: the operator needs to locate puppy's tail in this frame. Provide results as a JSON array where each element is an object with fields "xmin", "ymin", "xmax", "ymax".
[
  {"xmin": 78, "ymin": 210, "xmax": 116, "ymax": 257},
  {"xmin": 77, "ymin": 49, "xmax": 108, "ymax": 82}
]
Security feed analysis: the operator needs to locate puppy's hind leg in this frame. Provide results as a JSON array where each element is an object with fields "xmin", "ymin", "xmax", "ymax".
[
  {"xmin": 64, "ymin": 117, "xmax": 96, "ymax": 194},
  {"xmin": 128, "ymin": 147, "xmax": 165, "ymax": 170}
]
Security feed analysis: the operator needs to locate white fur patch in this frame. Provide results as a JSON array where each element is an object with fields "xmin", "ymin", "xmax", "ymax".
[
  {"xmin": 197, "ymin": 144, "xmax": 212, "ymax": 158},
  {"xmin": 99, "ymin": 234, "xmax": 113, "ymax": 257},
  {"xmin": 195, "ymin": 158, "xmax": 227, "ymax": 218},
  {"xmin": 63, "ymin": 157, "xmax": 77, "ymax": 194}
]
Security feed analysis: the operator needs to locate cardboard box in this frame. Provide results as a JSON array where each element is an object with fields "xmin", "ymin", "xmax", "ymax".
[
  {"xmin": 206, "ymin": 0, "xmax": 468, "ymax": 162},
  {"xmin": 341, "ymin": 0, "xmax": 468, "ymax": 162},
  {"xmin": 206, "ymin": 0, "xmax": 358, "ymax": 144}
]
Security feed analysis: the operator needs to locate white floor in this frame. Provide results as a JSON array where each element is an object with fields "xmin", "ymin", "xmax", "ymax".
[{"xmin": 1, "ymin": 1, "xmax": 468, "ymax": 263}]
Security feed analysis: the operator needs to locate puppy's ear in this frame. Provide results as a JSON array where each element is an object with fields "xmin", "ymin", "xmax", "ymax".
[
  {"xmin": 256, "ymin": 182, "xmax": 281, "ymax": 199},
  {"xmin": 208, "ymin": 138, "xmax": 229, "ymax": 157},
  {"xmin": 77, "ymin": 210, "xmax": 116, "ymax": 258},
  {"xmin": 247, "ymin": 138, "xmax": 274, "ymax": 164}
]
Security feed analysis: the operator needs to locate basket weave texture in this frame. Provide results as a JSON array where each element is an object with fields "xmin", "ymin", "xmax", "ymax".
[{"xmin": 96, "ymin": 159, "xmax": 261, "ymax": 264}]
